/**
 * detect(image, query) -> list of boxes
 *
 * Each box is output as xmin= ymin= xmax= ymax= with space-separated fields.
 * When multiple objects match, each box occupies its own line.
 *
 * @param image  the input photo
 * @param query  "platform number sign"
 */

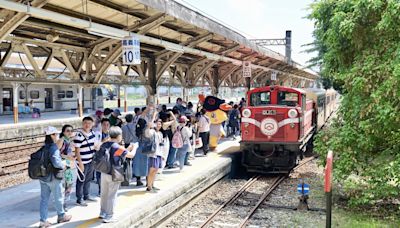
xmin=271 ymin=71 xmax=277 ymax=81
xmin=243 ymin=61 xmax=251 ymax=78
xmin=122 ymin=36 xmax=141 ymax=65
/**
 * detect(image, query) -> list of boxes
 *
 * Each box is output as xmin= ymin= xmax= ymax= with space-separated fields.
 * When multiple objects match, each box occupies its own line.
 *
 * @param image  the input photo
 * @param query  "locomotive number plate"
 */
xmin=262 ymin=110 xmax=276 ymax=115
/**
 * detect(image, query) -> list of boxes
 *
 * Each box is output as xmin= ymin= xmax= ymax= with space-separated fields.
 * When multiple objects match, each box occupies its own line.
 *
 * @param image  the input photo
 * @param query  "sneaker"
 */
xmin=99 ymin=212 xmax=106 ymax=219
xmin=39 ymin=221 xmax=51 ymax=228
xmin=84 ymin=197 xmax=97 ymax=202
xmin=102 ymin=218 xmax=117 ymax=223
xmin=76 ymin=201 xmax=88 ymax=206
xmin=184 ymin=162 xmax=192 ymax=166
xmin=137 ymin=180 xmax=144 ymax=186
xmin=57 ymin=214 xmax=72 ymax=223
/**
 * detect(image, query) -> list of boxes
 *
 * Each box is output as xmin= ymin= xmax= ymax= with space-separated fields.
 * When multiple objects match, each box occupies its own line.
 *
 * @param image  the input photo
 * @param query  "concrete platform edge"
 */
xmin=110 ymin=157 xmax=231 ymax=228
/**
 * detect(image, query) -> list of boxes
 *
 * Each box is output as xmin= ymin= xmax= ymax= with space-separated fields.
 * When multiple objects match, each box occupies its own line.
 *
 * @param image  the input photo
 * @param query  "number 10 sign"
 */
xmin=122 ymin=36 xmax=141 ymax=65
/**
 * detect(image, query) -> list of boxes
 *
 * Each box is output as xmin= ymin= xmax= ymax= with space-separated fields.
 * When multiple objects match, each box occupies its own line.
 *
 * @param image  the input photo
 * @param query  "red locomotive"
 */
xmin=240 ymin=85 xmax=336 ymax=173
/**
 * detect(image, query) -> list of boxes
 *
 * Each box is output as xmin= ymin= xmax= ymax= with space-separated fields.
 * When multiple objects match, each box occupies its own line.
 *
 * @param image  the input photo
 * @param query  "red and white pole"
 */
xmin=325 ymin=150 xmax=333 ymax=228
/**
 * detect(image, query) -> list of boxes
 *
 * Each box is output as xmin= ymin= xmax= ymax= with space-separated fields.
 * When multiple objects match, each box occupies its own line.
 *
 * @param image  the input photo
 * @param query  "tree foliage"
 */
xmin=309 ymin=0 xmax=400 ymax=206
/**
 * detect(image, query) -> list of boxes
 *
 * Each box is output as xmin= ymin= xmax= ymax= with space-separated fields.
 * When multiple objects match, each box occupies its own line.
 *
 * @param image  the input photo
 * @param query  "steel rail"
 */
xmin=239 ymin=175 xmax=286 ymax=228
xmin=200 ymin=175 xmax=260 ymax=228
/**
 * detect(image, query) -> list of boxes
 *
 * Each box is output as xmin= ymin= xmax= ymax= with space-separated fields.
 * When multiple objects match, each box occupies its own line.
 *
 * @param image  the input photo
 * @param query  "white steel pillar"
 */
xmin=168 ymin=85 xmax=171 ymax=104
xmin=77 ymin=85 xmax=83 ymax=117
xmin=123 ymin=86 xmax=128 ymax=112
xmin=12 ymin=82 xmax=20 ymax=124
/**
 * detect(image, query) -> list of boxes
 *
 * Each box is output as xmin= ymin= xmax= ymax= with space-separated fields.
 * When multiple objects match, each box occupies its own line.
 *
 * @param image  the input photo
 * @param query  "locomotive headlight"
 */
xmin=244 ymin=123 xmax=249 ymax=127
xmin=290 ymin=123 xmax=295 ymax=128
xmin=242 ymin=109 xmax=251 ymax=118
xmin=288 ymin=109 xmax=297 ymax=118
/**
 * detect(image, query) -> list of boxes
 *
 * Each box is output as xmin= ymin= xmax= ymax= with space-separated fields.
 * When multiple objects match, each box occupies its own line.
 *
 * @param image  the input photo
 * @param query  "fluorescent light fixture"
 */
xmin=87 ymin=26 xmax=125 ymax=40
xmin=165 ymin=46 xmax=185 ymax=54
xmin=204 ymin=53 xmax=219 ymax=61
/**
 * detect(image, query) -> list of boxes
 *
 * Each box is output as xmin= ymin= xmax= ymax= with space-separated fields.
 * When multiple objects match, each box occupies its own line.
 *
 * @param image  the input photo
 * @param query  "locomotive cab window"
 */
xmin=250 ymin=92 xmax=270 ymax=106
xmin=277 ymin=92 xmax=298 ymax=106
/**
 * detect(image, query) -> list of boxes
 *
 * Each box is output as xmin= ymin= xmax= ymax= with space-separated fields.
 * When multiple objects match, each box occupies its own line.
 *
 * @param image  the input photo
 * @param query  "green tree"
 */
xmin=309 ymin=0 xmax=400 ymax=206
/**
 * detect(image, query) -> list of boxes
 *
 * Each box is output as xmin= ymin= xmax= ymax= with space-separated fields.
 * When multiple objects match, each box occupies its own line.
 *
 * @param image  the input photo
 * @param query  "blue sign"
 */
xmin=297 ymin=183 xmax=310 ymax=195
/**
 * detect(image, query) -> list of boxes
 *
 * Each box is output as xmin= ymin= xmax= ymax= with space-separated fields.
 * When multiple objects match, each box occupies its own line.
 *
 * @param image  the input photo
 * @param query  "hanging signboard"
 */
xmin=122 ymin=36 xmax=141 ymax=65
xmin=243 ymin=61 xmax=251 ymax=78
xmin=271 ymin=71 xmax=277 ymax=81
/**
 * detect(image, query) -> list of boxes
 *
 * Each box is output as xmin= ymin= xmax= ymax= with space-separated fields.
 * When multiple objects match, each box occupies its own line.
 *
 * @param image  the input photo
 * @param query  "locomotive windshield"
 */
xmin=277 ymin=92 xmax=298 ymax=106
xmin=250 ymin=91 xmax=270 ymax=106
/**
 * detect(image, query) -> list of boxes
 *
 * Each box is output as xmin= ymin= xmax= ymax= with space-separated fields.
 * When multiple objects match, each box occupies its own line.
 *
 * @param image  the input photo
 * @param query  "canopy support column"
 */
xmin=123 ymin=86 xmax=127 ymax=112
xmin=12 ymin=82 xmax=20 ymax=124
xmin=147 ymin=57 xmax=157 ymax=105
xmin=77 ymin=85 xmax=83 ymax=117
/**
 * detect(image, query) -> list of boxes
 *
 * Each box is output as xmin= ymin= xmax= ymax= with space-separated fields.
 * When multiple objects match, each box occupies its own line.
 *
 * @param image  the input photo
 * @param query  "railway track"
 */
xmin=198 ymin=157 xmax=315 ymax=228
xmin=0 ymin=142 xmax=42 ymax=178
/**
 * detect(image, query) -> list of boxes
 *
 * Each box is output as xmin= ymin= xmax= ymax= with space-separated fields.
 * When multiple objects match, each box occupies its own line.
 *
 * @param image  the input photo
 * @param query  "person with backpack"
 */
xmin=146 ymin=118 xmax=164 ymax=192
xmin=98 ymin=126 xmax=136 ymax=223
xmin=175 ymin=116 xmax=193 ymax=171
xmin=56 ymin=125 xmax=76 ymax=212
xmin=38 ymin=126 xmax=72 ymax=227
xmin=229 ymin=104 xmax=240 ymax=139
xmin=94 ymin=118 xmax=111 ymax=196
xmin=121 ymin=114 xmax=136 ymax=186
xmin=74 ymin=116 xmax=97 ymax=206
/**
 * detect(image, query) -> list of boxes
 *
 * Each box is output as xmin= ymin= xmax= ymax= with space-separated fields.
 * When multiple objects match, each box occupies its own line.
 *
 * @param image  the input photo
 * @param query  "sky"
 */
xmin=176 ymin=0 xmax=316 ymax=67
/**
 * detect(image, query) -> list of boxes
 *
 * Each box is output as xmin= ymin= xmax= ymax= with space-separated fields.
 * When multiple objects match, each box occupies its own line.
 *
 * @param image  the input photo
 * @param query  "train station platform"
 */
xmin=0 ymin=103 xmax=178 ymax=141
xmin=0 ymin=138 xmax=240 ymax=228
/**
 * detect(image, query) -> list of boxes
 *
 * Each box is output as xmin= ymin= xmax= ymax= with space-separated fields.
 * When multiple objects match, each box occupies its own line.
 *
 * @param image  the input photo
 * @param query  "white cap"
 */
xmin=44 ymin=126 xmax=61 ymax=135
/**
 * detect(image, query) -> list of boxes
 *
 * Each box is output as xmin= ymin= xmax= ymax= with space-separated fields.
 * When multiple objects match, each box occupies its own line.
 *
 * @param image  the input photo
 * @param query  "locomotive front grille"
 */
xmin=254 ymin=113 xmax=285 ymax=140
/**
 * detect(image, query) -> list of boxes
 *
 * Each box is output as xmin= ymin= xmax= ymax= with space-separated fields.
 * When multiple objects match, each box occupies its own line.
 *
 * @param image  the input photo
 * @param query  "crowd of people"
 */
xmin=36 ymin=97 xmax=246 ymax=227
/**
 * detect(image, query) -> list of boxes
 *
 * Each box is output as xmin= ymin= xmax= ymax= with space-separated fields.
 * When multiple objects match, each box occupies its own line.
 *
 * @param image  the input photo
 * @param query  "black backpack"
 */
xmin=28 ymin=146 xmax=51 ymax=179
xmin=93 ymin=143 xmax=113 ymax=174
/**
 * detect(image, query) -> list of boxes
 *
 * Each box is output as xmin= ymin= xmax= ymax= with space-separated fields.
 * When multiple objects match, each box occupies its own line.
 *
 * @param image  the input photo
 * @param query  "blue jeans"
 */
xmin=176 ymin=144 xmax=189 ymax=170
xmin=166 ymin=145 xmax=177 ymax=167
xmin=76 ymin=162 xmax=94 ymax=202
xmin=40 ymin=179 xmax=64 ymax=222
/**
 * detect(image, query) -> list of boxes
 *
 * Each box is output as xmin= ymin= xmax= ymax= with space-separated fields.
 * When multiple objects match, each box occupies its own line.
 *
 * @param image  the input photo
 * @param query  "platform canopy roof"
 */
xmin=0 ymin=0 xmax=318 ymax=89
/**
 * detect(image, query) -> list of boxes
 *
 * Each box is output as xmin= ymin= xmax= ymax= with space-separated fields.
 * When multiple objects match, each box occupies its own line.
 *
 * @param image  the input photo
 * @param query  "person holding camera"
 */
xmin=146 ymin=118 xmax=165 ymax=192
xmin=176 ymin=116 xmax=193 ymax=171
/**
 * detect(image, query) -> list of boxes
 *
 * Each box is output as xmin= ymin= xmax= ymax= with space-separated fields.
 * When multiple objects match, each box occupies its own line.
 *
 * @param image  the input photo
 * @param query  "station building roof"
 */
xmin=0 ymin=0 xmax=318 ymax=88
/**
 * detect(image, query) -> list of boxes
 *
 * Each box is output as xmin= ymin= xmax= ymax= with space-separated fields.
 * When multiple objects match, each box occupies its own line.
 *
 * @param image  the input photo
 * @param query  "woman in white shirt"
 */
xmin=146 ymin=117 xmax=164 ymax=192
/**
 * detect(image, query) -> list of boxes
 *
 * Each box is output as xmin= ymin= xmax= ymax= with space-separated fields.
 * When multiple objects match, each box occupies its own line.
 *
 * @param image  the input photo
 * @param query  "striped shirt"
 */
xmin=74 ymin=130 xmax=96 ymax=164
